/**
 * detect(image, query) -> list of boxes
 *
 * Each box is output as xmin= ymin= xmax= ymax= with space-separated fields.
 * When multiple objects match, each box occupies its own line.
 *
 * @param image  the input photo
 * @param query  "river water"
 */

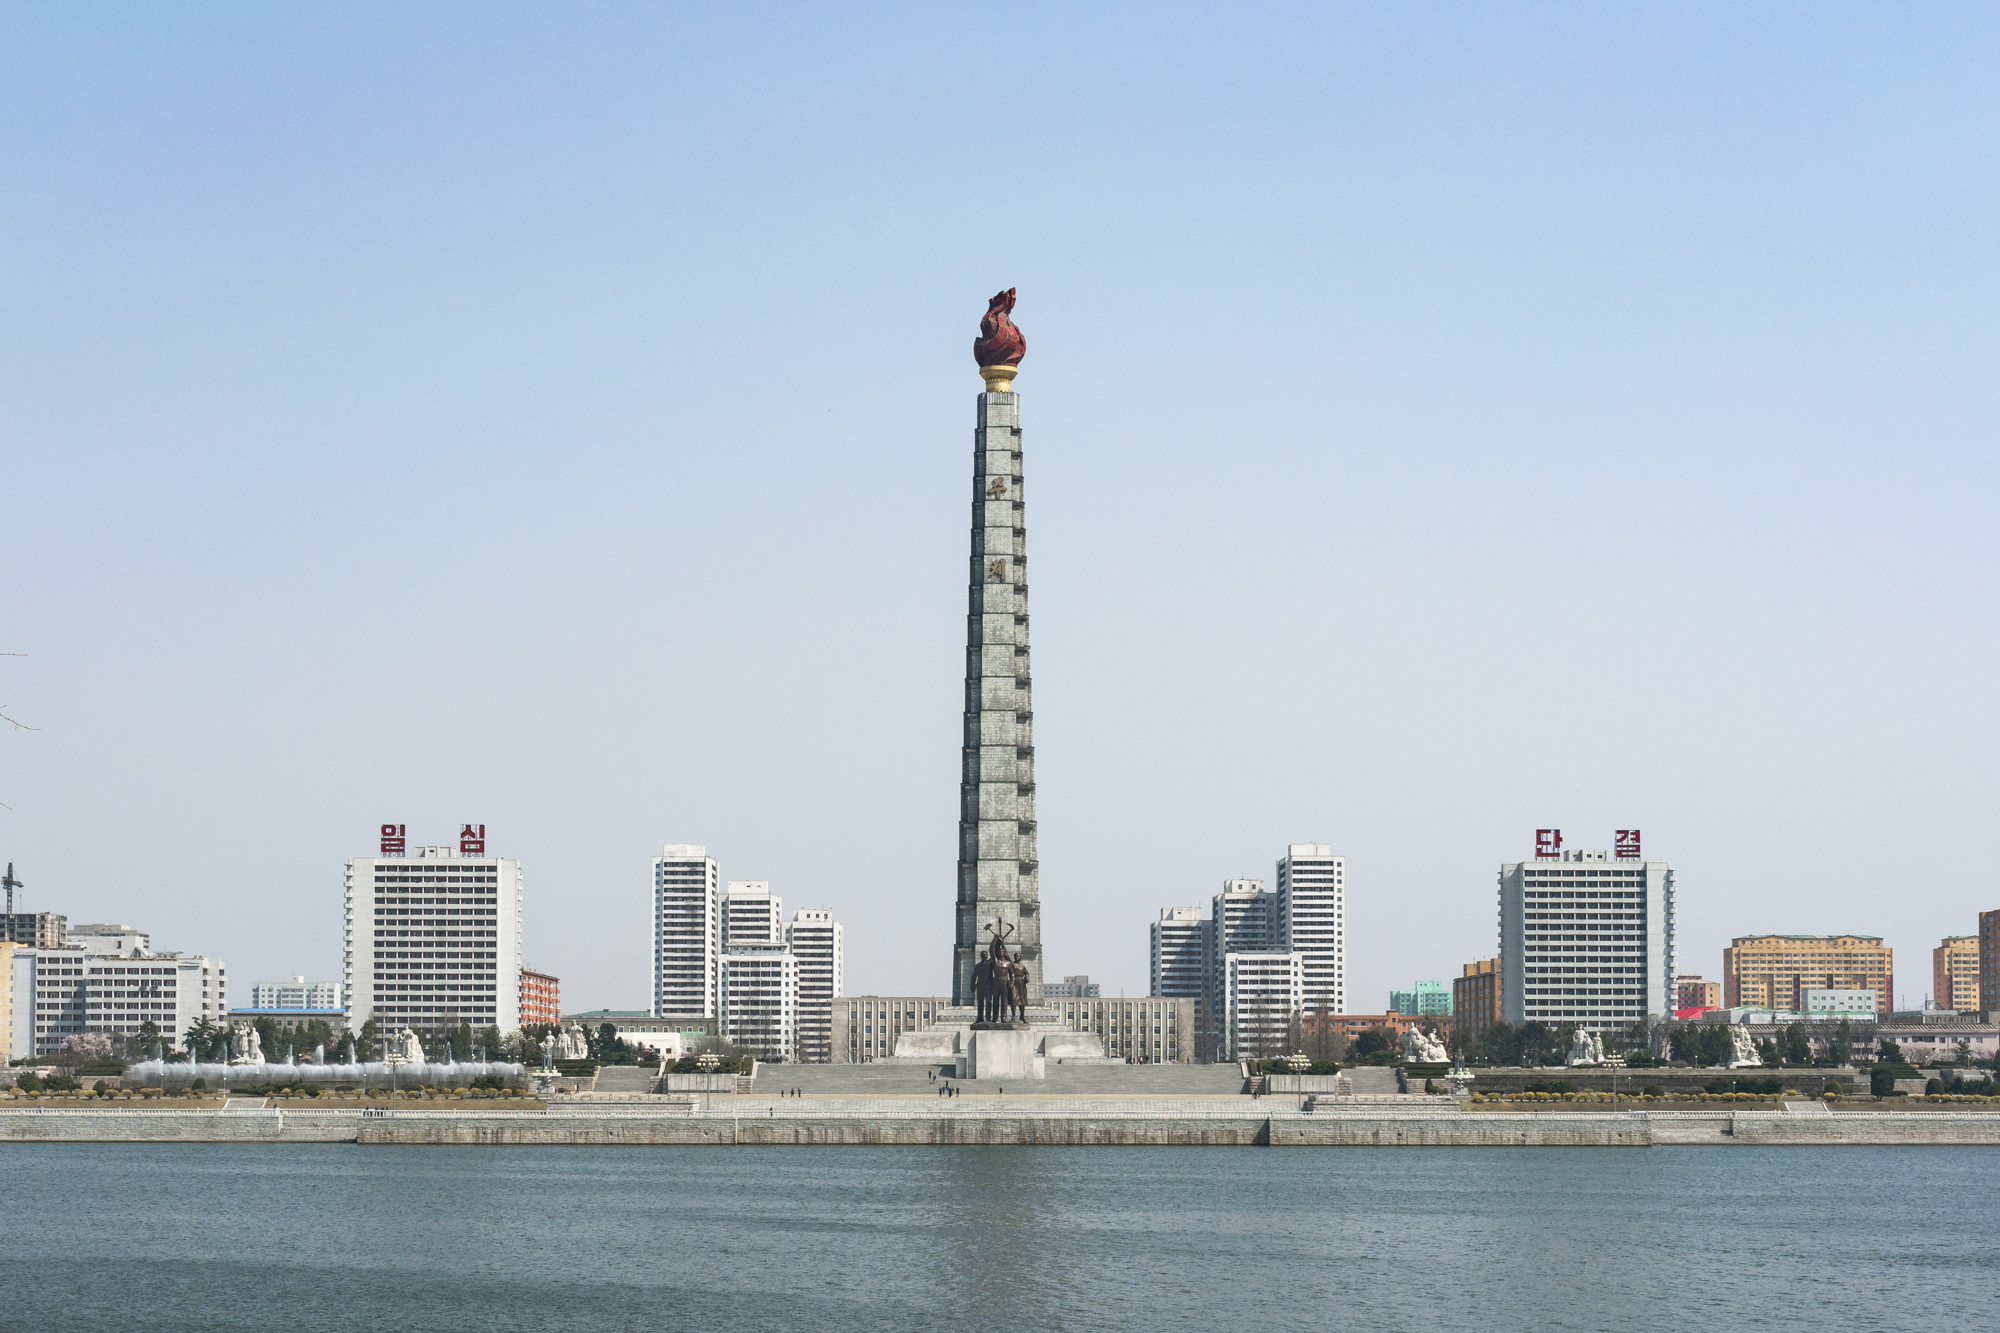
xmin=4 ymin=1144 xmax=1990 ymax=1330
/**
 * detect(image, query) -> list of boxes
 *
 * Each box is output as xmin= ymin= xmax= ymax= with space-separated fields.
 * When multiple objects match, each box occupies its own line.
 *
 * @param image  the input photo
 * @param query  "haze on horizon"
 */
xmin=3 ymin=6 xmax=1995 ymax=1014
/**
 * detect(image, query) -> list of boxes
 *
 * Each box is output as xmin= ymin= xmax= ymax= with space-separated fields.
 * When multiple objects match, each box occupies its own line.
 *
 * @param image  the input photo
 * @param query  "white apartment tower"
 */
xmin=785 ymin=908 xmax=843 ymax=1064
xmin=1499 ymin=840 xmax=1676 ymax=1033
xmin=344 ymin=843 xmax=523 ymax=1036
xmin=1276 ymin=844 xmax=1345 ymax=1015
xmin=1150 ymin=907 xmax=1206 ymax=1001
xmin=1205 ymin=878 xmax=1277 ymax=1042
xmin=722 ymin=881 xmax=784 ymax=947
xmin=1223 ymin=950 xmax=1304 ymax=1060
xmin=719 ymin=942 xmax=796 ymax=1062
xmin=654 ymin=845 xmax=721 ymax=1021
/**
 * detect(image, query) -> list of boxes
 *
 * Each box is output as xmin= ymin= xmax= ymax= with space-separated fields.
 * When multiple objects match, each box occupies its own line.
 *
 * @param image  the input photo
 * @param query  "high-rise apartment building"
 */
xmin=1150 ymin=907 xmax=1206 ymax=1002
xmin=1206 ymin=879 xmax=1277 ymax=1033
xmin=1041 ymin=974 xmax=1100 ymax=999
xmin=654 ymin=846 xmax=720 ymax=1021
xmin=3 ymin=912 xmax=67 ymax=948
xmin=1453 ymin=958 xmax=1501 ymax=1046
xmin=1276 ymin=845 xmax=1345 ymax=1015
xmin=1169 ymin=847 xmax=1349 ymax=1058
xmin=1500 ymin=840 xmax=1676 ymax=1033
xmin=520 ymin=968 xmax=560 ymax=1027
xmin=719 ymin=942 xmax=796 ymax=1062
xmin=248 ymin=976 xmax=344 ymax=1010
xmin=784 ymin=908 xmax=842 ymax=1064
xmin=1722 ymin=935 xmax=1892 ymax=1015
xmin=1933 ymin=936 xmax=1979 ymax=1013
xmin=1982 ymin=910 xmax=2000 ymax=1015
xmin=344 ymin=840 xmax=522 ymax=1037
xmin=723 ymin=881 xmax=784 ymax=947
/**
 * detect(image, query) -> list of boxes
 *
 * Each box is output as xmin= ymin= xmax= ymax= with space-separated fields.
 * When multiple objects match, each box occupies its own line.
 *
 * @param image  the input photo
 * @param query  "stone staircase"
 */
xmin=772 ymin=1062 xmax=1247 ymax=1096
xmin=1343 ymin=1066 xmax=1401 ymax=1095
xmin=590 ymin=1065 xmax=660 ymax=1094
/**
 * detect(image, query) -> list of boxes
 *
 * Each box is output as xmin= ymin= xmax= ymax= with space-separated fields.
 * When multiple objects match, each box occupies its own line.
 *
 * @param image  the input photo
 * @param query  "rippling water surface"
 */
xmin=3 ymin=1144 xmax=1990 ymax=1330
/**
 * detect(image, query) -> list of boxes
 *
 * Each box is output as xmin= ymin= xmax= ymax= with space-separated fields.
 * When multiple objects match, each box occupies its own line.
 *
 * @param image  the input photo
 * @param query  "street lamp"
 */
xmin=381 ymin=1050 xmax=408 ymax=1116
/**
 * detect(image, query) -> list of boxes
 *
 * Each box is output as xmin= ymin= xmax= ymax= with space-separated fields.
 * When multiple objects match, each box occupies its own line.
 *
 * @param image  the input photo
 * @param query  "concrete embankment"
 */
xmin=0 ymin=1110 xmax=359 ymax=1143
xmin=358 ymin=1114 xmax=1275 ymax=1146
xmin=9 ymin=1106 xmax=2000 ymax=1146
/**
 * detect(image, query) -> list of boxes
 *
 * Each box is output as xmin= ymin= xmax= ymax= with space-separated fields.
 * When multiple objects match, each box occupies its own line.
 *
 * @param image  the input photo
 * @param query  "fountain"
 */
xmin=122 ymin=1056 xmax=526 ymax=1089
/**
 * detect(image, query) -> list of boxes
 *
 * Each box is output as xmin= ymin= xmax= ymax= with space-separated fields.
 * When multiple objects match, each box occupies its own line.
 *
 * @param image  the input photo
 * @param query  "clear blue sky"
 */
xmin=4 ymin=5 xmax=1995 ymax=1012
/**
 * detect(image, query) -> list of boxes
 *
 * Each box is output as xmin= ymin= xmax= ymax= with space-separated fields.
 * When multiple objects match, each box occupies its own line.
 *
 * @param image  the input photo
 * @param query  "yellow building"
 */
xmin=1933 ymin=936 xmax=1980 ymax=1013
xmin=1723 ymin=935 xmax=1892 ymax=1014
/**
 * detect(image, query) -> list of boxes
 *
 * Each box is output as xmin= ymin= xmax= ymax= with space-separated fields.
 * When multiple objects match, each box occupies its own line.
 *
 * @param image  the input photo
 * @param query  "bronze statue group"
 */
xmin=972 ymin=919 xmax=1030 ymax=1025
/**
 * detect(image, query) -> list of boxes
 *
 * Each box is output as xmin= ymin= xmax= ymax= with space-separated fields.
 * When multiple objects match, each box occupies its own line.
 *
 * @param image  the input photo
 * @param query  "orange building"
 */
xmin=1722 ymin=935 xmax=1892 ymax=1014
xmin=1452 ymin=958 xmax=1501 ymax=1046
xmin=520 ymin=967 xmax=561 ymax=1027
xmin=1675 ymin=975 xmax=1721 ymax=1012
xmin=1932 ymin=936 xmax=1979 ymax=1013
xmin=1304 ymin=1011 xmax=1449 ymax=1054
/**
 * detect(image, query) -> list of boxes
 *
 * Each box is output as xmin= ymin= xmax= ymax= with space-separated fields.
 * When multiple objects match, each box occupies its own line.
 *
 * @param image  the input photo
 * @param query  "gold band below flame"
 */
xmin=978 ymin=363 xmax=1019 ymax=394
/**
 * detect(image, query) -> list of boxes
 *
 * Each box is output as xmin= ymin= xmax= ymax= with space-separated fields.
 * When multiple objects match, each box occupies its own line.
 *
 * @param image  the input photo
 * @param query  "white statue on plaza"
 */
xmin=1650 ymin=1021 xmax=1674 ymax=1061
xmin=389 ymin=1027 xmax=426 ymax=1064
xmin=1726 ymin=1023 xmax=1762 ymax=1069
xmin=1402 ymin=1026 xmax=1449 ymax=1064
xmin=228 ymin=1022 xmax=263 ymax=1065
xmin=1566 ymin=1028 xmax=1604 ymax=1067
xmin=556 ymin=1022 xmax=590 ymax=1061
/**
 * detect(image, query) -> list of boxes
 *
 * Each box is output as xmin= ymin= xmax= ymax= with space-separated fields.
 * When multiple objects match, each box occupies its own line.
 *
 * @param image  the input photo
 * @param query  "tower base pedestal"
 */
xmin=966 ymin=1027 xmax=1041 ymax=1081
xmin=887 ymin=1006 xmax=1113 ymax=1076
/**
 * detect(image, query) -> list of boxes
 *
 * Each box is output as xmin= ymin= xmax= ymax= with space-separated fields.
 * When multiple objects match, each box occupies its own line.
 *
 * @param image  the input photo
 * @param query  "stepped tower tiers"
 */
xmin=954 ymin=288 xmax=1041 ymax=1006
xmin=896 ymin=288 xmax=1100 ymax=1077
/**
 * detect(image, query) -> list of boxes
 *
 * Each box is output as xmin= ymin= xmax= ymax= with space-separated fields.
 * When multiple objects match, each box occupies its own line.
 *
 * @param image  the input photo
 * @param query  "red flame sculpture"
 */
xmin=973 ymin=288 xmax=1026 ymax=367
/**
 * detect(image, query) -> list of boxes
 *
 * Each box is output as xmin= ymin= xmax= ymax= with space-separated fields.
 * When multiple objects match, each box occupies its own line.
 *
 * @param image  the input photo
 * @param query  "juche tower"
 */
xmin=952 ymin=289 xmax=1041 ymax=1005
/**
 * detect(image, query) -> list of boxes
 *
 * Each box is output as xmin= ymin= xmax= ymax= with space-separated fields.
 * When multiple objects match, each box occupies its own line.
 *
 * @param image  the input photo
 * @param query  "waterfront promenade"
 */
xmin=7 ymin=1097 xmax=2000 ymax=1146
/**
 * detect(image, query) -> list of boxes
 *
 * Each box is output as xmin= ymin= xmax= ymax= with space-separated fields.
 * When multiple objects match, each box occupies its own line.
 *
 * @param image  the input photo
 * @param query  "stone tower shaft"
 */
xmin=953 ymin=389 xmax=1040 ymax=1005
